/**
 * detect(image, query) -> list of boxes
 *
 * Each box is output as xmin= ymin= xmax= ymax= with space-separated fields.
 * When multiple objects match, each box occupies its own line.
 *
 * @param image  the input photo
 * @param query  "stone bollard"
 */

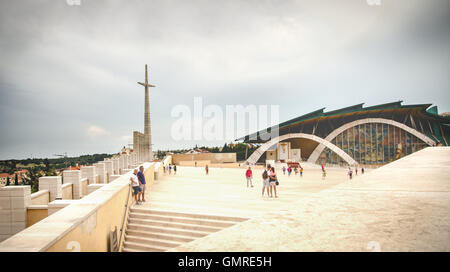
xmin=0 ymin=186 xmax=31 ymax=241
xmin=81 ymin=166 xmax=97 ymax=185
xmin=39 ymin=176 xmax=62 ymax=202
xmin=119 ymin=156 xmax=125 ymax=173
xmin=63 ymin=170 xmax=82 ymax=200
xmin=102 ymin=161 xmax=114 ymax=183
xmin=112 ymin=158 xmax=120 ymax=175
xmin=94 ymin=163 xmax=107 ymax=184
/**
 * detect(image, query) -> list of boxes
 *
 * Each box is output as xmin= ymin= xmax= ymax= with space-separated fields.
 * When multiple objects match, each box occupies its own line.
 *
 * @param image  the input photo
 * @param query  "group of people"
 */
xmin=244 ymin=165 xmax=279 ymax=198
xmin=282 ymin=166 xmax=303 ymax=177
xmin=348 ymin=166 xmax=365 ymax=179
xmin=130 ymin=166 xmax=147 ymax=205
xmin=165 ymin=164 xmax=177 ymax=175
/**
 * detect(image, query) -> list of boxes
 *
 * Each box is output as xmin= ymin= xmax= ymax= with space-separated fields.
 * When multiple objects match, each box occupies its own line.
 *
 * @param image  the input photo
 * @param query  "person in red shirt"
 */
xmin=245 ymin=167 xmax=253 ymax=187
xmin=205 ymin=165 xmax=209 ymax=175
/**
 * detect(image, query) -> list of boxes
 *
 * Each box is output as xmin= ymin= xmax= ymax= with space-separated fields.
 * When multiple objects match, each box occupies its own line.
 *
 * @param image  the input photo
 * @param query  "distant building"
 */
xmin=237 ymin=101 xmax=449 ymax=166
xmin=0 ymin=173 xmax=12 ymax=186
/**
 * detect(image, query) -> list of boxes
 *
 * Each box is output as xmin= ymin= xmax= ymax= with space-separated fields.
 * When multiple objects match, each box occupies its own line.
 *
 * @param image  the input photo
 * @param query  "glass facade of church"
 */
xmin=317 ymin=123 xmax=429 ymax=165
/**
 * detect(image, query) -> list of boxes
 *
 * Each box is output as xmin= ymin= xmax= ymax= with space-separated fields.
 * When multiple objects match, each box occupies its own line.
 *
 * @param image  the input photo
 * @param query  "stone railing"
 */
xmin=0 ymin=153 xmax=160 ymax=247
xmin=0 ymin=155 xmax=171 ymax=251
xmin=0 ymin=158 xmax=158 ymax=251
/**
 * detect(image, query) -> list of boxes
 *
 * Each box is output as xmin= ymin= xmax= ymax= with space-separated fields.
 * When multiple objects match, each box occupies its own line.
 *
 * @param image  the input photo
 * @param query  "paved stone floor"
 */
xmin=142 ymin=147 xmax=450 ymax=251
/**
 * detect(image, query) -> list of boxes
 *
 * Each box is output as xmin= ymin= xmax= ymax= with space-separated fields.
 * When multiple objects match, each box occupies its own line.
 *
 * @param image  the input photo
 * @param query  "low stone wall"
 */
xmin=178 ymin=160 xmax=210 ymax=167
xmin=31 ymin=190 xmax=50 ymax=205
xmin=61 ymin=183 xmax=73 ymax=200
xmin=0 ymin=162 xmax=154 ymax=252
xmin=154 ymin=162 xmax=164 ymax=180
xmin=172 ymin=153 xmax=236 ymax=164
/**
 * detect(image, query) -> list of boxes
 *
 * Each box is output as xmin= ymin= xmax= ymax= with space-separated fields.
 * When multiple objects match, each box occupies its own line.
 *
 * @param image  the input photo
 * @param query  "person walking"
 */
xmin=205 ymin=165 xmax=209 ymax=175
xmin=269 ymin=167 xmax=278 ymax=198
xmin=168 ymin=164 xmax=172 ymax=174
xmin=262 ymin=165 xmax=271 ymax=197
xmin=355 ymin=167 xmax=358 ymax=176
xmin=361 ymin=167 xmax=365 ymax=174
xmin=299 ymin=167 xmax=303 ymax=177
xmin=173 ymin=165 xmax=177 ymax=175
xmin=322 ymin=165 xmax=326 ymax=180
xmin=287 ymin=167 xmax=292 ymax=177
xmin=137 ymin=166 xmax=146 ymax=202
xmin=348 ymin=167 xmax=353 ymax=179
xmin=130 ymin=169 xmax=142 ymax=205
xmin=245 ymin=167 xmax=253 ymax=188
xmin=294 ymin=167 xmax=298 ymax=175
xmin=282 ymin=166 xmax=286 ymax=175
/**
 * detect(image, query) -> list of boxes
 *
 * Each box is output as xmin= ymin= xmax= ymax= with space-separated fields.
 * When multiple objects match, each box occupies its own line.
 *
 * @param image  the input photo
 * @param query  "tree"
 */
xmin=14 ymin=173 xmax=19 ymax=185
xmin=6 ymin=176 xmax=10 ymax=186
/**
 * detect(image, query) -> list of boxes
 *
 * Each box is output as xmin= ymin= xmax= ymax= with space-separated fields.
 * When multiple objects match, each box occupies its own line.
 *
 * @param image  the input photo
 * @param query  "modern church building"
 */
xmin=237 ymin=101 xmax=450 ymax=166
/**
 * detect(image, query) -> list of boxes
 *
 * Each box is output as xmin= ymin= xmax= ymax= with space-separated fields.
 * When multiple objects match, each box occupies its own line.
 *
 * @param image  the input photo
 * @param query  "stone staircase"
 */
xmin=122 ymin=207 xmax=248 ymax=252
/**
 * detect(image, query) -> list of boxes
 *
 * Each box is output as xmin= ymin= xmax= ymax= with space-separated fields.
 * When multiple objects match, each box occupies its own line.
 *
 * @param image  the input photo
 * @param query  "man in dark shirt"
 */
xmin=137 ymin=166 xmax=146 ymax=202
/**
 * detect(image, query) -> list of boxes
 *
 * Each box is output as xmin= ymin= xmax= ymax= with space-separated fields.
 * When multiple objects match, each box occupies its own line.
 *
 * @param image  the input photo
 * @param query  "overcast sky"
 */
xmin=0 ymin=0 xmax=449 ymax=160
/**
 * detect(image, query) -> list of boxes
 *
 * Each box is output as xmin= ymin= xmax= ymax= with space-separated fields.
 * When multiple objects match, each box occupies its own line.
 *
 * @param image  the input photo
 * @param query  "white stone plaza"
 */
xmin=132 ymin=147 xmax=450 ymax=252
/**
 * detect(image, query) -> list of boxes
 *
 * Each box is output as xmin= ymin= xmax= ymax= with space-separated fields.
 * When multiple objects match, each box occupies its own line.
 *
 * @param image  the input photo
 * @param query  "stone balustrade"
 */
xmin=0 ymin=154 xmax=168 ymax=248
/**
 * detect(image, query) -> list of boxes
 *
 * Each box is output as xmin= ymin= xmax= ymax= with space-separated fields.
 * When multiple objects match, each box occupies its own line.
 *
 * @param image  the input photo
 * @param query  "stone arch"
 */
xmin=246 ymin=133 xmax=358 ymax=165
xmin=307 ymin=118 xmax=436 ymax=164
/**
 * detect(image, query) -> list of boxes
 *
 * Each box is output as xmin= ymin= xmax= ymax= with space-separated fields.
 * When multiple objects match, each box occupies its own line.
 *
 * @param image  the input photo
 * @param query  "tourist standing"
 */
xmin=322 ymin=165 xmax=326 ymax=180
xmin=300 ymin=167 xmax=303 ymax=177
xmin=269 ymin=167 xmax=278 ymax=198
xmin=205 ymin=165 xmax=209 ymax=175
xmin=348 ymin=167 xmax=353 ymax=179
xmin=287 ymin=167 xmax=292 ymax=177
xmin=245 ymin=167 xmax=253 ymax=187
xmin=262 ymin=165 xmax=271 ymax=197
xmin=355 ymin=167 xmax=358 ymax=176
xmin=130 ymin=169 xmax=142 ymax=205
xmin=282 ymin=166 xmax=286 ymax=175
xmin=195 ymin=161 xmax=197 ymax=167
xmin=173 ymin=165 xmax=177 ymax=175
xmin=294 ymin=167 xmax=298 ymax=175
xmin=137 ymin=166 xmax=146 ymax=202
xmin=362 ymin=167 xmax=365 ymax=174
xmin=168 ymin=164 xmax=172 ymax=174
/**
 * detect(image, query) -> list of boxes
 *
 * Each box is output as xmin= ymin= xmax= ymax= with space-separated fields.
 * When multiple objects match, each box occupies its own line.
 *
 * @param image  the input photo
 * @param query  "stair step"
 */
xmin=126 ymin=229 xmax=196 ymax=243
xmin=122 ymin=247 xmax=140 ymax=252
xmin=129 ymin=212 xmax=236 ymax=227
xmin=123 ymin=241 xmax=171 ymax=252
xmin=127 ymin=223 xmax=211 ymax=238
xmin=130 ymin=207 xmax=247 ymax=222
xmin=125 ymin=235 xmax=181 ymax=248
xmin=128 ymin=218 xmax=223 ymax=232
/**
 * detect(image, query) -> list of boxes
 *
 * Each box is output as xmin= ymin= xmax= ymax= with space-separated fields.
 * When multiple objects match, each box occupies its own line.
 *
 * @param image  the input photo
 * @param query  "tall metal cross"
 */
xmin=137 ymin=64 xmax=155 ymax=161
